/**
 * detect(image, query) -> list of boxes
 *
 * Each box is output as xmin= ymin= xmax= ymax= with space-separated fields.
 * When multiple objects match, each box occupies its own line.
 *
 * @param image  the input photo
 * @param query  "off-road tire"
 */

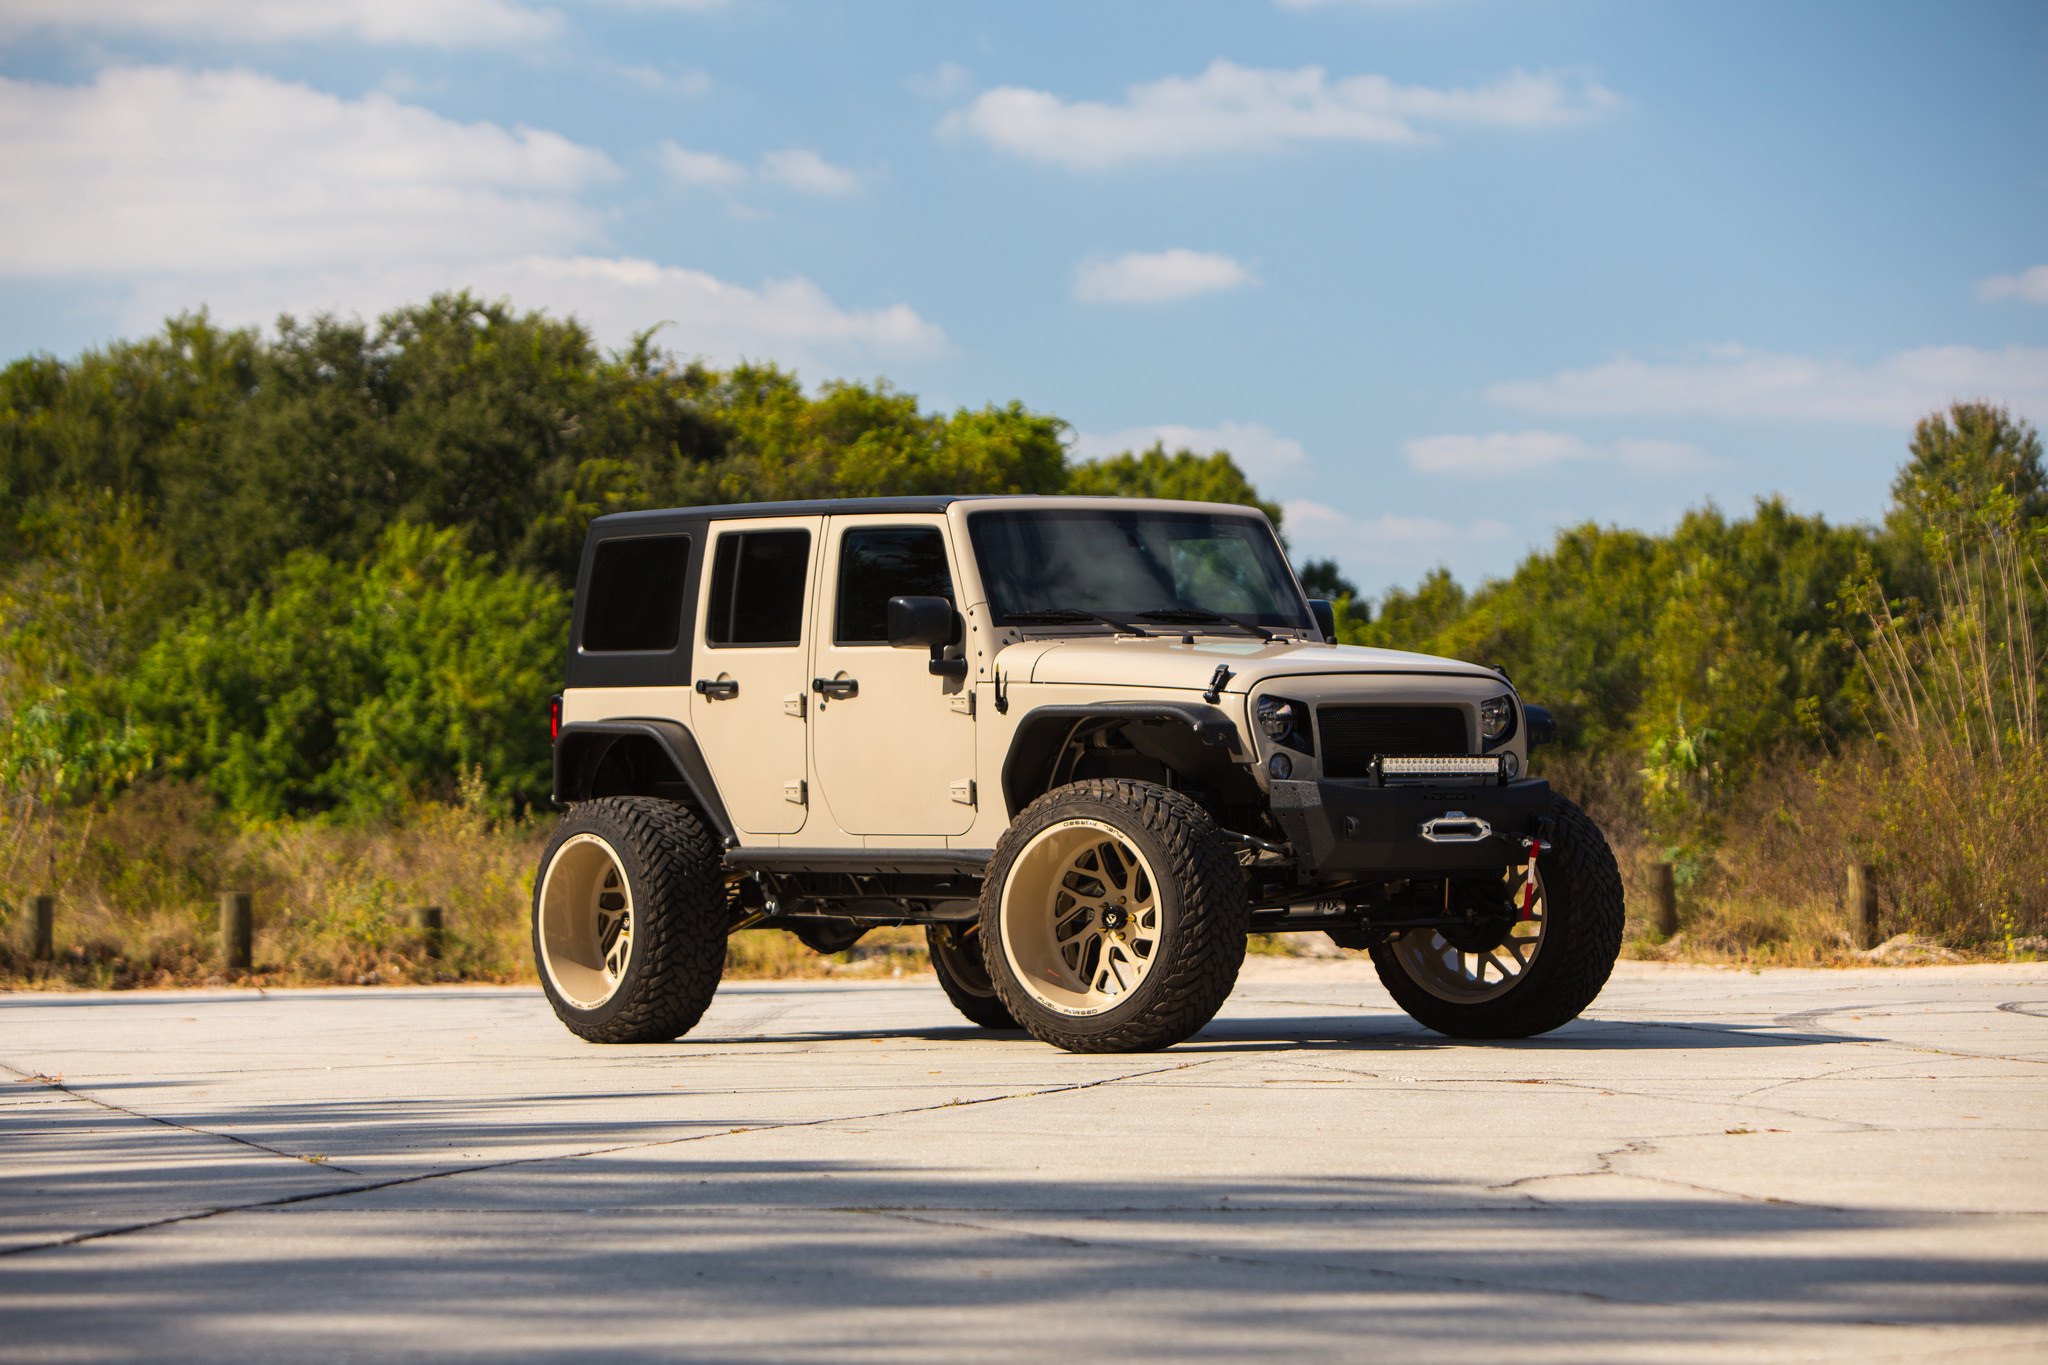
xmin=1370 ymin=793 xmax=1624 ymax=1039
xmin=980 ymin=779 xmax=1249 ymax=1053
xmin=926 ymin=923 xmax=1018 ymax=1030
xmin=533 ymin=797 xmax=727 ymax=1043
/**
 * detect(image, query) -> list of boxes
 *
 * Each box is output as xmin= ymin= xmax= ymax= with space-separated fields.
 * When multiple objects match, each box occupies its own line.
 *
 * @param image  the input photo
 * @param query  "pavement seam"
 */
xmin=0 ymin=1055 xmax=1221 ymax=1259
xmin=841 ymin=1207 xmax=1936 ymax=1329
xmin=0 ymin=1056 xmax=368 ymax=1177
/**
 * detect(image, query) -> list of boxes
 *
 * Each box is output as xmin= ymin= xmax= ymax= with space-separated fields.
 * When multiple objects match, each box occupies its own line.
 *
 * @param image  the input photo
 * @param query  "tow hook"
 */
xmin=1516 ymin=835 xmax=1551 ymax=920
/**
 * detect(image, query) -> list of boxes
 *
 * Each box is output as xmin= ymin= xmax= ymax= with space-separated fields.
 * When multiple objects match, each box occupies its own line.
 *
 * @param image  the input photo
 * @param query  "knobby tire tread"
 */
xmin=982 ymin=779 xmax=1249 ymax=1053
xmin=926 ymin=925 xmax=1019 ymax=1031
xmin=1372 ymin=793 xmax=1624 ymax=1039
xmin=539 ymin=797 xmax=726 ymax=1044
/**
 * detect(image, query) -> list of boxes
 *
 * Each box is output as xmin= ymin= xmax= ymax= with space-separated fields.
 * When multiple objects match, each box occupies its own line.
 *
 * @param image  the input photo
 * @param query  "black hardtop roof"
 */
xmin=588 ymin=493 xmax=1275 ymax=537
xmin=590 ymin=494 xmax=1000 ymax=534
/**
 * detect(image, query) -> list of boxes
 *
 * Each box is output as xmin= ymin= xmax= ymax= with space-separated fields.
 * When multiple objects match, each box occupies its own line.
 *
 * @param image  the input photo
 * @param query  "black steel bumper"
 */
xmin=1268 ymin=776 xmax=1553 ymax=877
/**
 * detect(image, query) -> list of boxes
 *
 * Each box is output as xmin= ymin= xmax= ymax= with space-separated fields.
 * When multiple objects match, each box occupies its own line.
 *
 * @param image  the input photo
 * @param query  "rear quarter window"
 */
xmin=581 ymin=535 xmax=691 ymax=652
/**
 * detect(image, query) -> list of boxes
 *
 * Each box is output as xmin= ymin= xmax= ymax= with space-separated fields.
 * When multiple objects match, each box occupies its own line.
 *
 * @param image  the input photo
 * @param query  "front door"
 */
xmin=689 ymin=517 xmax=819 ymax=836
xmin=810 ymin=515 xmax=977 ymax=837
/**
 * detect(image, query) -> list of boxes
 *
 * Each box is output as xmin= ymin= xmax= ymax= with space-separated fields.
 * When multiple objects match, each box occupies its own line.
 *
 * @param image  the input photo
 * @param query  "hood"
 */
xmin=1006 ymin=635 xmax=1504 ymax=692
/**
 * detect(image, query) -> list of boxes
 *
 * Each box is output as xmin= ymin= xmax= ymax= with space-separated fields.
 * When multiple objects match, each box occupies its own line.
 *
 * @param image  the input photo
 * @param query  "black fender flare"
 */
xmin=552 ymin=719 xmax=734 ymax=844
xmin=999 ymin=701 xmax=1243 ymax=818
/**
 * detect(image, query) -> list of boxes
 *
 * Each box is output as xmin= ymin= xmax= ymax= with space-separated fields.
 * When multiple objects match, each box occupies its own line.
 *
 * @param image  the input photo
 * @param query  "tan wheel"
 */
xmin=998 ymin=818 xmax=1164 ymax=1017
xmin=1383 ymin=865 xmax=1546 ymax=1005
xmin=980 ymin=780 xmax=1249 ymax=1053
xmin=536 ymin=832 xmax=636 ymax=1010
xmin=532 ymin=797 xmax=727 ymax=1044
xmin=1368 ymin=794 xmax=1625 ymax=1039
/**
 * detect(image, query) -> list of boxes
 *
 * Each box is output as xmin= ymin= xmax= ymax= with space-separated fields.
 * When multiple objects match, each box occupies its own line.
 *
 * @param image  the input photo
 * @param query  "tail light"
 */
xmin=548 ymin=693 xmax=563 ymax=742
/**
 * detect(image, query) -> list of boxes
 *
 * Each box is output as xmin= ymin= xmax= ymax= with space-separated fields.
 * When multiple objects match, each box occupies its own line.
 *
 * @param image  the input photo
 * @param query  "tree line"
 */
xmin=2 ymin=291 xmax=2042 ymax=913
xmin=0 ymin=293 xmax=1269 ymax=818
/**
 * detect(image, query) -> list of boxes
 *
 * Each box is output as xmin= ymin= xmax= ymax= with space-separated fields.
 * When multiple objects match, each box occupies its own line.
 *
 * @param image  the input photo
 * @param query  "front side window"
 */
xmin=835 ymin=526 xmax=955 ymax=645
xmin=968 ymin=509 xmax=1311 ymax=629
xmin=706 ymin=528 xmax=811 ymax=647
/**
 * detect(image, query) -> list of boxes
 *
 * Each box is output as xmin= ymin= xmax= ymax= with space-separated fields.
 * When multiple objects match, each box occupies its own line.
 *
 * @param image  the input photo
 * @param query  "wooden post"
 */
xmin=1650 ymin=861 xmax=1678 ymax=938
xmin=31 ymin=894 xmax=55 ymax=962
xmin=1848 ymin=863 xmax=1878 ymax=950
xmin=220 ymin=891 xmax=253 ymax=972
xmin=412 ymin=905 xmax=444 ymax=960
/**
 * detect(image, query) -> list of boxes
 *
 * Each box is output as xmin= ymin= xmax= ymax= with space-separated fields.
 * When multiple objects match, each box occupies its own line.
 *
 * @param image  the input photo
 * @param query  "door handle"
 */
xmin=694 ymin=678 xmax=739 ymax=700
xmin=811 ymin=676 xmax=858 ymax=700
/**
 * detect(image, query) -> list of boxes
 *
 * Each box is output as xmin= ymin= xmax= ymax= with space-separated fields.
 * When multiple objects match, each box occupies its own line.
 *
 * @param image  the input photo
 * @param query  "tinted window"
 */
xmin=968 ymin=509 xmax=1311 ymax=629
xmin=706 ymin=529 xmax=811 ymax=646
xmin=835 ymin=526 xmax=954 ymax=645
xmin=581 ymin=535 xmax=690 ymax=652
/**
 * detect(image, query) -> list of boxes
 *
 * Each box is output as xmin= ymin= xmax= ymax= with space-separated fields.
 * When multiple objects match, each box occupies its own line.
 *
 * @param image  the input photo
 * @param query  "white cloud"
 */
xmin=1073 ymin=249 xmax=1255 ymax=303
xmin=758 ymin=147 xmax=862 ymax=196
xmin=0 ymin=0 xmax=557 ymax=46
xmin=1071 ymin=421 xmax=1307 ymax=480
xmin=0 ymin=67 xmax=615 ymax=276
xmin=0 ymin=69 xmax=937 ymax=372
xmin=1978 ymin=265 xmax=2048 ymax=305
xmin=616 ymin=65 xmax=713 ymax=98
xmin=658 ymin=142 xmax=862 ymax=195
xmin=1282 ymin=498 xmax=1512 ymax=568
xmin=1403 ymin=430 xmax=1714 ymax=477
xmin=907 ymin=61 xmax=975 ymax=101
xmin=121 ymin=256 xmax=947 ymax=369
xmin=942 ymin=60 xmax=1616 ymax=170
xmin=658 ymin=141 xmax=748 ymax=187
xmin=1485 ymin=343 xmax=2048 ymax=427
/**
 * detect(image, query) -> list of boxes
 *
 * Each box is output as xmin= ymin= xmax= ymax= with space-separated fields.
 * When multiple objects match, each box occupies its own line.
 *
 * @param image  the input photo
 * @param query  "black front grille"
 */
xmin=1317 ymin=706 xmax=1470 ymax=778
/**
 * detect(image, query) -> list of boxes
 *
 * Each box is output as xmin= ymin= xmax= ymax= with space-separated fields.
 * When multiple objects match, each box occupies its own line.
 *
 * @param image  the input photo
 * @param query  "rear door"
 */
xmin=689 ymin=517 xmax=820 ymax=836
xmin=810 ymin=514 xmax=977 ymax=837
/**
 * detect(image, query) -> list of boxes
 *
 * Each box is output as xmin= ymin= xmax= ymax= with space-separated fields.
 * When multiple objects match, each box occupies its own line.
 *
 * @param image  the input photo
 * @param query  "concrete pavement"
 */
xmin=3 ymin=958 xmax=2046 ymax=1361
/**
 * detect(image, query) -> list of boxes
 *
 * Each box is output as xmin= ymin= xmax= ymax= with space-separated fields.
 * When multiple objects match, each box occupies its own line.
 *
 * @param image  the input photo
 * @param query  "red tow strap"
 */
xmin=1519 ymin=839 xmax=1548 ymax=921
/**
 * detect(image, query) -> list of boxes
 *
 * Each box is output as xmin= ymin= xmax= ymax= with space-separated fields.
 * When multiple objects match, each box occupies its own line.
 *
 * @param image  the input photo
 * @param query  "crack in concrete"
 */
xmin=0 ymin=1057 xmax=369 ymax=1178
xmin=847 ymin=1206 xmax=1930 ymax=1329
xmin=0 ymin=1055 xmax=1223 ymax=1259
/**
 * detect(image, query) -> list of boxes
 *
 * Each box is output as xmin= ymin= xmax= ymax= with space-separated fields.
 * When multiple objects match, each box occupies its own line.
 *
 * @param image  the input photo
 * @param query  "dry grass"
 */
xmin=6 ymin=741 xmax=2042 ymax=991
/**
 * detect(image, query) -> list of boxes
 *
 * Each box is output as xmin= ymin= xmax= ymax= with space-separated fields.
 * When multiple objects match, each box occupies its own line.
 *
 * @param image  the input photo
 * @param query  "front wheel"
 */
xmin=533 ymin=797 xmax=727 ymax=1043
xmin=981 ymin=779 xmax=1249 ymax=1053
xmin=1369 ymin=794 xmax=1624 ymax=1039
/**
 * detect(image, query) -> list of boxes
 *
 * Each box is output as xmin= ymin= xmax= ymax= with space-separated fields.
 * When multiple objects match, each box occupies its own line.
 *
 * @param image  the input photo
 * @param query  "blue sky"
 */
xmin=2 ymin=0 xmax=2044 ymax=597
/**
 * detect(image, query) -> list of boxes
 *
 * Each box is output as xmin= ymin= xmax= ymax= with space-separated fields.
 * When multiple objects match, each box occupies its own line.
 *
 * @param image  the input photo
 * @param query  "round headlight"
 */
xmin=1257 ymin=696 xmax=1297 ymax=740
xmin=1479 ymin=694 xmax=1514 ymax=741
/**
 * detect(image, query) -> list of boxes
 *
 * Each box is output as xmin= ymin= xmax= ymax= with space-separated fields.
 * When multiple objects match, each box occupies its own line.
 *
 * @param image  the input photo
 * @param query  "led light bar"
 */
xmin=1372 ymin=754 xmax=1506 ymax=784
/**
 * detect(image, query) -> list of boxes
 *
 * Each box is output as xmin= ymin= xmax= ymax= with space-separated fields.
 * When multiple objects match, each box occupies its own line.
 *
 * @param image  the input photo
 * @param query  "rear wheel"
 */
xmin=533 ymin=797 xmax=727 ymax=1043
xmin=926 ymin=923 xmax=1018 ymax=1030
xmin=982 ymin=779 xmax=1248 ymax=1053
xmin=1370 ymin=794 xmax=1624 ymax=1038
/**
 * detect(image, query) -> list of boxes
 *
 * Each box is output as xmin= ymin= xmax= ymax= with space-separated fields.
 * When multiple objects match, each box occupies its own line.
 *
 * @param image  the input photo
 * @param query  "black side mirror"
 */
xmin=887 ymin=595 xmax=955 ymax=647
xmin=1523 ymin=704 xmax=1557 ymax=748
xmin=1307 ymin=599 xmax=1337 ymax=643
xmin=888 ymin=595 xmax=967 ymax=677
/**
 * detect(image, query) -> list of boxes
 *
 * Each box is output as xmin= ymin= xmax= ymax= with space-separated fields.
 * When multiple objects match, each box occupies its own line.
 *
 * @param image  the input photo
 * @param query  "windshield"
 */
xmin=968 ymin=508 xmax=1313 ymax=631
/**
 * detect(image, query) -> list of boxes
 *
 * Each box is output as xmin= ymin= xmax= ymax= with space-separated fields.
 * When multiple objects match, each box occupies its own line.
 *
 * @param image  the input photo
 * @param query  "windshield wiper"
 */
xmin=1005 ymin=608 xmax=1152 ymax=637
xmin=1135 ymin=608 xmax=1280 ymax=643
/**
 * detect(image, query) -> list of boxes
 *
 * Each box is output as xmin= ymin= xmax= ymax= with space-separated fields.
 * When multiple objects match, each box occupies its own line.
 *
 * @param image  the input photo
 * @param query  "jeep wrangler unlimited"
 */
xmin=536 ymin=495 xmax=1624 ymax=1052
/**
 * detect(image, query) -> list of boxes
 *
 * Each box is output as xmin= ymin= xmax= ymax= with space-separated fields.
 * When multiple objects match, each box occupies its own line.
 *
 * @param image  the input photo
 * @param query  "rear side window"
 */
xmin=581 ymin=535 xmax=691 ymax=652
xmin=706 ymin=529 xmax=811 ymax=647
xmin=835 ymin=526 xmax=954 ymax=645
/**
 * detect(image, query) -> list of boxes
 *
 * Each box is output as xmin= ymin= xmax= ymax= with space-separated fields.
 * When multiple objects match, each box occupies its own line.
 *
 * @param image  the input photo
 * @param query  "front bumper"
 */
xmin=1268 ymin=776 xmax=1553 ymax=877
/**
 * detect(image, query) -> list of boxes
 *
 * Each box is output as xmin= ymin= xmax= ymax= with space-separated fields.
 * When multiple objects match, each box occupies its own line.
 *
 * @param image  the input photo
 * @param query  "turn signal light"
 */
xmin=549 ymin=693 xmax=563 ymax=742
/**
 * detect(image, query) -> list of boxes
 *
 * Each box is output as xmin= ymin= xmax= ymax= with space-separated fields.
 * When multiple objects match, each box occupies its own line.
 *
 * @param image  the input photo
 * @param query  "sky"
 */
xmin=2 ymin=0 xmax=2044 ymax=597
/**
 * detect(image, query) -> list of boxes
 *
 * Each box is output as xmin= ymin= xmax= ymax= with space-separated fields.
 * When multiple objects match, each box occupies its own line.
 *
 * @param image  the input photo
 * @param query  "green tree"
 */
xmin=129 ymin=524 xmax=567 ymax=819
xmin=1890 ymin=402 xmax=2047 ymax=542
xmin=1065 ymin=444 xmax=1282 ymax=525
